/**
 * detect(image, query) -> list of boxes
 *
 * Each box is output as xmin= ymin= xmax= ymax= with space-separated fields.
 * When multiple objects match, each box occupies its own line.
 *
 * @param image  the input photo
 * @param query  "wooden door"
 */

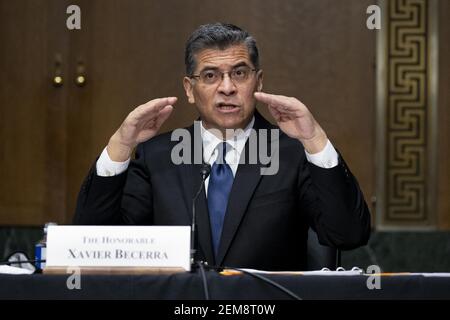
xmin=0 ymin=0 xmax=70 ymax=225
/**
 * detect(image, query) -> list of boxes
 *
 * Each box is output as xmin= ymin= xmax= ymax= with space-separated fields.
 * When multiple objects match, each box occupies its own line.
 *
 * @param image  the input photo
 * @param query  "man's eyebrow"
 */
xmin=199 ymin=61 xmax=251 ymax=72
xmin=232 ymin=62 xmax=251 ymax=68
xmin=199 ymin=66 xmax=219 ymax=72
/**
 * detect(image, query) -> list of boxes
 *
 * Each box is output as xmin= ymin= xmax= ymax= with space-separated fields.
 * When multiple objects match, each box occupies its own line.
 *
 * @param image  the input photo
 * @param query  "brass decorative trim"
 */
xmin=376 ymin=0 xmax=438 ymax=229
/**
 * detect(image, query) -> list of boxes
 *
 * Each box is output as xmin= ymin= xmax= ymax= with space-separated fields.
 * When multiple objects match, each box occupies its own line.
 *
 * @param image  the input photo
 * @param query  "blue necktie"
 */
xmin=207 ymin=142 xmax=233 ymax=258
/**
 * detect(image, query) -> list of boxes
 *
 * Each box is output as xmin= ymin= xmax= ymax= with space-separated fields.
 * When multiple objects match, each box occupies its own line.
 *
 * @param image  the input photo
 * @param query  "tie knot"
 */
xmin=215 ymin=142 xmax=228 ymax=165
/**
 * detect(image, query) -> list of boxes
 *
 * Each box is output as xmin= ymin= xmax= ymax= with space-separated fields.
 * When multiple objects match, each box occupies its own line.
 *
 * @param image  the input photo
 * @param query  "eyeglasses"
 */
xmin=190 ymin=66 xmax=257 ymax=85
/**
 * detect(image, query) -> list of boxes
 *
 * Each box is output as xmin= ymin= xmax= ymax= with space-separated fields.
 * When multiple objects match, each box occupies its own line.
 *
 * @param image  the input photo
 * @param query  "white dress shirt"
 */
xmin=200 ymin=117 xmax=255 ymax=194
xmin=96 ymin=117 xmax=339 ymax=186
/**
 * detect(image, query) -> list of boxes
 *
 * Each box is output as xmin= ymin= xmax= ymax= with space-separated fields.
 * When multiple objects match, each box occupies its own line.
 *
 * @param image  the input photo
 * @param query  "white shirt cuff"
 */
xmin=96 ymin=147 xmax=130 ymax=176
xmin=305 ymin=139 xmax=339 ymax=169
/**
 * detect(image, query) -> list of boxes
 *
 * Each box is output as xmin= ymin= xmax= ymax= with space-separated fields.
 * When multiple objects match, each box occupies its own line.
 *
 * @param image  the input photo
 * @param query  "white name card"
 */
xmin=46 ymin=225 xmax=191 ymax=271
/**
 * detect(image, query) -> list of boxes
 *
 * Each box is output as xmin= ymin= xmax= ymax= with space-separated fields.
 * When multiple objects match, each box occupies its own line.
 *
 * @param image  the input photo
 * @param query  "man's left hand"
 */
xmin=254 ymin=92 xmax=328 ymax=154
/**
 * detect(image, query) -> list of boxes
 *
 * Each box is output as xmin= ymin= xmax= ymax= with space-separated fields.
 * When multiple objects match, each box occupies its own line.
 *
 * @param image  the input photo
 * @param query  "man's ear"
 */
xmin=183 ymin=77 xmax=195 ymax=104
xmin=256 ymin=69 xmax=263 ymax=92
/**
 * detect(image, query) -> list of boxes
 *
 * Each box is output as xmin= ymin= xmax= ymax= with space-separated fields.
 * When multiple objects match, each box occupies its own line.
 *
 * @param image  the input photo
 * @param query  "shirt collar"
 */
xmin=201 ymin=116 xmax=255 ymax=164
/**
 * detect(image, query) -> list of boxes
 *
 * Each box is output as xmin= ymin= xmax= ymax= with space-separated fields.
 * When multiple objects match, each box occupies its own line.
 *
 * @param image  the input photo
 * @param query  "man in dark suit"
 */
xmin=74 ymin=23 xmax=370 ymax=271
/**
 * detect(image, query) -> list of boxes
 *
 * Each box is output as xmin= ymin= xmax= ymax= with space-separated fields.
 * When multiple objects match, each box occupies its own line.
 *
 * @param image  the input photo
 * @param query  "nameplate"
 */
xmin=46 ymin=225 xmax=191 ymax=272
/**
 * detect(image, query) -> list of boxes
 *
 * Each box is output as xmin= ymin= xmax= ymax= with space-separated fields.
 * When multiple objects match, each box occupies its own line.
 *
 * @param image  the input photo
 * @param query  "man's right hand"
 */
xmin=107 ymin=97 xmax=177 ymax=161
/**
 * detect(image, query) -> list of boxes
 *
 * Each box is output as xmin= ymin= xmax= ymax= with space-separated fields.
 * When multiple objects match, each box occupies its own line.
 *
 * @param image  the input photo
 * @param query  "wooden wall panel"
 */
xmin=0 ymin=0 xmax=70 ymax=225
xmin=65 ymin=0 xmax=376 ymax=222
xmin=1 ymin=0 xmax=376 ymax=225
xmin=437 ymin=0 xmax=450 ymax=229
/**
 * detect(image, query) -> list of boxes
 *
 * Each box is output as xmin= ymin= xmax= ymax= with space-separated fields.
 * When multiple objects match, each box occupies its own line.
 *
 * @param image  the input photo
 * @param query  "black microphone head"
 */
xmin=200 ymin=163 xmax=211 ymax=180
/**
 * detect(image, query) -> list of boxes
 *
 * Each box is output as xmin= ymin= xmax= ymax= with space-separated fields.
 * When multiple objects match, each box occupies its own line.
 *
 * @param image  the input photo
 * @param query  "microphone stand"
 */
xmin=191 ymin=164 xmax=211 ymax=272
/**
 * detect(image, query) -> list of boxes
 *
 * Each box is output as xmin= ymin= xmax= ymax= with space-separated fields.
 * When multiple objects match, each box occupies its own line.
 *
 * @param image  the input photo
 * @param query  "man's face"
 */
xmin=183 ymin=44 xmax=263 ymax=133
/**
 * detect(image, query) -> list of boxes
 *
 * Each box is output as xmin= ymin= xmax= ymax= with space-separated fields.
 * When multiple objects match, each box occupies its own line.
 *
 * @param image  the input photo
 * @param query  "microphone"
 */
xmin=191 ymin=163 xmax=211 ymax=270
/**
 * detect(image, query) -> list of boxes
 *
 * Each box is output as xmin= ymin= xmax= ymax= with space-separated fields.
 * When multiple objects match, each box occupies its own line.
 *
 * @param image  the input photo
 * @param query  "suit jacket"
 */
xmin=74 ymin=111 xmax=370 ymax=271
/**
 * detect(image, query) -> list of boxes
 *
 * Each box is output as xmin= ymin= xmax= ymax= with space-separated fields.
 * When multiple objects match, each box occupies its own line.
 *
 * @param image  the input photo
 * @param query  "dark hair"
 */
xmin=184 ymin=23 xmax=259 ymax=76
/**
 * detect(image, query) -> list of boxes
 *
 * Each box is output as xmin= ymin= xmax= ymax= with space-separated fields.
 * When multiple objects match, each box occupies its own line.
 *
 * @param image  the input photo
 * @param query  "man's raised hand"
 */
xmin=107 ymin=97 xmax=177 ymax=161
xmin=254 ymin=92 xmax=327 ymax=154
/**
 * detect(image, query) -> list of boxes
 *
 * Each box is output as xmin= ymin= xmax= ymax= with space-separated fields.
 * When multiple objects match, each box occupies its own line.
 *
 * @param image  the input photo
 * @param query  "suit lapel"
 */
xmin=216 ymin=159 xmax=263 ymax=265
xmin=176 ymin=113 xmax=277 ymax=266
xmin=216 ymin=111 xmax=276 ymax=265
xmin=177 ymin=122 xmax=215 ymax=265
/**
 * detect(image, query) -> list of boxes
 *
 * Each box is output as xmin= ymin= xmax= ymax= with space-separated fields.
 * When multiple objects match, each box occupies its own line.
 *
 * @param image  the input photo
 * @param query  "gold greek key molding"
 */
xmin=376 ymin=0 xmax=438 ymax=229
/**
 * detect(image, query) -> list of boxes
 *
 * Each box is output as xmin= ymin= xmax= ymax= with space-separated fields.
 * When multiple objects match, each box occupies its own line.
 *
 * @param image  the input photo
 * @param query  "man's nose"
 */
xmin=217 ymin=73 xmax=237 ymax=95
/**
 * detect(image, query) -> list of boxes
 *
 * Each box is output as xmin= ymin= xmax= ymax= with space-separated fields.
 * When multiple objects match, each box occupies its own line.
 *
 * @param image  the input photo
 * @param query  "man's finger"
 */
xmin=144 ymin=96 xmax=177 ymax=113
xmin=135 ymin=97 xmax=177 ymax=121
xmin=267 ymin=105 xmax=281 ymax=121
xmin=255 ymin=92 xmax=301 ymax=112
xmin=147 ymin=97 xmax=178 ymax=109
xmin=155 ymin=105 xmax=174 ymax=129
xmin=254 ymin=92 xmax=290 ymax=106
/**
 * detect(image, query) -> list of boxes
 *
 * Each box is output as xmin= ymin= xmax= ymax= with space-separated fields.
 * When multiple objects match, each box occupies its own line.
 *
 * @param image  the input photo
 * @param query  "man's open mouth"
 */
xmin=216 ymin=103 xmax=240 ymax=113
